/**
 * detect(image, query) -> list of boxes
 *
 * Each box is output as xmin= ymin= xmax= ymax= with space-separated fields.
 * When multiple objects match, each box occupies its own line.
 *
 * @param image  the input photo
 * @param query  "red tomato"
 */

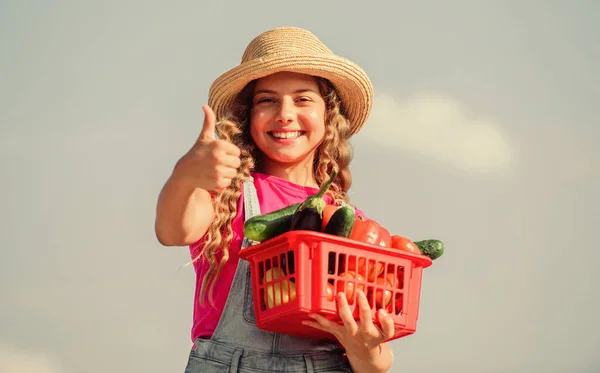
xmin=393 ymin=293 xmax=404 ymax=315
xmin=390 ymin=235 xmax=421 ymax=254
xmin=369 ymin=273 xmax=399 ymax=309
xmin=387 ymin=272 xmax=400 ymax=289
xmin=336 ymin=271 xmax=365 ymax=303
xmin=396 ymin=268 xmax=405 ymax=290
xmin=326 ymin=282 xmax=335 ymax=301
xmin=374 ymin=276 xmax=393 ymax=309
xmin=368 ymin=261 xmax=385 ymax=282
xmin=348 ymin=258 xmax=384 ymax=282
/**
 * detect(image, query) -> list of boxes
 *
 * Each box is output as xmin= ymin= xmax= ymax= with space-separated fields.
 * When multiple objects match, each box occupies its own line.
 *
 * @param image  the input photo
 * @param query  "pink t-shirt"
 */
xmin=188 ymin=172 xmax=337 ymax=341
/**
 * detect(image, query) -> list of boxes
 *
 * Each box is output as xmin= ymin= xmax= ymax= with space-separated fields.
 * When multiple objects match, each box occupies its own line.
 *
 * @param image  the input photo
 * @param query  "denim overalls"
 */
xmin=184 ymin=177 xmax=353 ymax=373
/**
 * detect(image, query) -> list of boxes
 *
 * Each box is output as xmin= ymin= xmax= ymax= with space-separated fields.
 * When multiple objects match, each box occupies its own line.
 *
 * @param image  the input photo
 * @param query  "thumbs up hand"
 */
xmin=174 ymin=105 xmax=242 ymax=192
xmin=198 ymin=105 xmax=218 ymax=142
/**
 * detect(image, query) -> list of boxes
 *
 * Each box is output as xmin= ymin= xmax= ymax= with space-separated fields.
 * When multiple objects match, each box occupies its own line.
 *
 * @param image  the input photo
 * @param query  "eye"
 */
xmin=256 ymin=97 xmax=276 ymax=104
xmin=296 ymin=96 xmax=313 ymax=103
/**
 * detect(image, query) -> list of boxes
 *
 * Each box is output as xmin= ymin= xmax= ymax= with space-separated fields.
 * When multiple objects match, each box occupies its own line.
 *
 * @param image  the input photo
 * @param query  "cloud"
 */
xmin=0 ymin=343 xmax=63 ymax=373
xmin=362 ymin=91 xmax=514 ymax=172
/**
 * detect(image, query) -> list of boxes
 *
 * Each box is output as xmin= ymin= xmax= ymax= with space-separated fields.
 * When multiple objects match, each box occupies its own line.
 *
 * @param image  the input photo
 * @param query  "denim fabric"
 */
xmin=184 ymin=177 xmax=352 ymax=373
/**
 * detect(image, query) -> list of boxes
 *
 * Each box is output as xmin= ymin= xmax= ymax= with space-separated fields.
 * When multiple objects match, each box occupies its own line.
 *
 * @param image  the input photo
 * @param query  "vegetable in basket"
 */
xmin=323 ymin=205 xmax=355 ymax=238
xmin=414 ymin=239 xmax=445 ymax=260
xmin=243 ymin=203 xmax=300 ymax=242
xmin=290 ymin=170 xmax=338 ymax=232
xmin=263 ymin=267 xmax=296 ymax=309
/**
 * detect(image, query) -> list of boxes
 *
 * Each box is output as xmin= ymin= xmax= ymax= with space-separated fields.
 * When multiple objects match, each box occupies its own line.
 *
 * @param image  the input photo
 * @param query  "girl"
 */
xmin=155 ymin=27 xmax=395 ymax=373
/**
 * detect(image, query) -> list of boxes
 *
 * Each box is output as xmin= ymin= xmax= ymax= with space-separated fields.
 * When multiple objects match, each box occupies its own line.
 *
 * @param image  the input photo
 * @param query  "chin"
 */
xmin=268 ymin=152 xmax=312 ymax=165
xmin=272 ymin=156 xmax=304 ymax=165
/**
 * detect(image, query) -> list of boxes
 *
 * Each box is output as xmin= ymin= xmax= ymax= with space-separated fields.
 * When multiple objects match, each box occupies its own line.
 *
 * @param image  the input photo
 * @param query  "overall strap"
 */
xmin=241 ymin=176 xmax=260 ymax=249
xmin=205 ymin=174 xmax=345 ymax=356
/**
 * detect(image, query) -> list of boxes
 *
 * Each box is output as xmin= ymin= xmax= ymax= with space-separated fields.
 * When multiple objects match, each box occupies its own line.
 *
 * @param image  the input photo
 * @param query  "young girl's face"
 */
xmin=250 ymin=71 xmax=326 ymax=169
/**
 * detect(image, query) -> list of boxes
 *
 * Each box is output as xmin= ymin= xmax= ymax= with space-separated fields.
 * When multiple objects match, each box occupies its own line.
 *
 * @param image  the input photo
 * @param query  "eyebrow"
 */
xmin=253 ymin=88 xmax=319 ymax=96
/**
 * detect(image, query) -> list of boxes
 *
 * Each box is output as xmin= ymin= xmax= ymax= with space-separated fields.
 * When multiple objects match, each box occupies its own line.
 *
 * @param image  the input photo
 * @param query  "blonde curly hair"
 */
xmin=195 ymin=77 xmax=356 ymax=306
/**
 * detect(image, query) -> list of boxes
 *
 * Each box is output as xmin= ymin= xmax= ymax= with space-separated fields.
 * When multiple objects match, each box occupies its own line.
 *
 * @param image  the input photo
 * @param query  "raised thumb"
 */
xmin=199 ymin=105 xmax=217 ymax=140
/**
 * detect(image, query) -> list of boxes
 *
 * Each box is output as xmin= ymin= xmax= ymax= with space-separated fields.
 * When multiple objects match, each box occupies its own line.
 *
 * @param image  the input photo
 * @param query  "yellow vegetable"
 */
xmin=263 ymin=267 xmax=296 ymax=309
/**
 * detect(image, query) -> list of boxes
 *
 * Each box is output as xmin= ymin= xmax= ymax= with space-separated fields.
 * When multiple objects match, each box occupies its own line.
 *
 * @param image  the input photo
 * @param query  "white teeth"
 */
xmin=271 ymin=131 xmax=301 ymax=139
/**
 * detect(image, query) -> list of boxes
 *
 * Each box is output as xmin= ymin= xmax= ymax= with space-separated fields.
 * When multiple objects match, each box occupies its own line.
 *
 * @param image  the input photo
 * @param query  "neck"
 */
xmin=258 ymin=155 xmax=318 ymax=188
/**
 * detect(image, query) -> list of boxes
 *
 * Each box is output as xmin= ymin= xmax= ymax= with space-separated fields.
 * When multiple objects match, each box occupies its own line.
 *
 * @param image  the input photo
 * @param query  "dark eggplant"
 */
xmin=290 ymin=170 xmax=338 ymax=232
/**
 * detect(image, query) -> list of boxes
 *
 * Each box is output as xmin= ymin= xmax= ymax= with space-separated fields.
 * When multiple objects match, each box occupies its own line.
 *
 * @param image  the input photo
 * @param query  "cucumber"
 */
xmin=323 ymin=205 xmax=355 ymax=238
xmin=414 ymin=239 xmax=444 ymax=260
xmin=243 ymin=203 xmax=299 ymax=242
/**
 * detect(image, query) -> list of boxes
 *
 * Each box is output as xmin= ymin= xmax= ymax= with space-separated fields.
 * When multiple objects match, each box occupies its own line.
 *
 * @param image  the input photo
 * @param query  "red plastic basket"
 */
xmin=239 ymin=230 xmax=432 ymax=342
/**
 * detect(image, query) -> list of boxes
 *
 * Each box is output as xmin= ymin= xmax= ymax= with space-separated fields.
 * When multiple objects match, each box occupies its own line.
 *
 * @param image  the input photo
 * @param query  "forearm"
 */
xmin=347 ymin=342 xmax=394 ymax=373
xmin=155 ymin=162 xmax=214 ymax=246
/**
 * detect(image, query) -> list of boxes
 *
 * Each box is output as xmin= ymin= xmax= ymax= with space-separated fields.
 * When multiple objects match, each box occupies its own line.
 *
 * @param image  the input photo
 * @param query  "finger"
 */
xmin=199 ymin=105 xmax=216 ymax=141
xmin=302 ymin=319 xmax=339 ymax=340
xmin=305 ymin=313 xmax=343 ymax=340
xmin=219 ymin=141 xmax=242 ymax=157
xmin=213 ymin=176 xmax=234 ymax=192
xmin=377 ymin=309 xmax=395 ymax=341
xmin=302 ymin=319 xmax=326 ymax=331
xmin=220 ymin=154 xmax=241 ymax=170
xmin=356 ymin=289 xmax=375 ymax=329
xmin=336 ymin=292 xmax=358 ymax=334
xmin=216 ymin=165 xmax=238 ymax=180
xmin=209 ymin=138 xmax=241 ymax=157
xmin=308 ymin=313 xmax=340 ymax=331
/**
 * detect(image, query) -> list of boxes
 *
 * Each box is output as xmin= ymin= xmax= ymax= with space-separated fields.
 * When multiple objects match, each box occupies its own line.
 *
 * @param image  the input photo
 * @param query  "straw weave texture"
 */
xmin=208 ymin=27 xmax=373 ymax=136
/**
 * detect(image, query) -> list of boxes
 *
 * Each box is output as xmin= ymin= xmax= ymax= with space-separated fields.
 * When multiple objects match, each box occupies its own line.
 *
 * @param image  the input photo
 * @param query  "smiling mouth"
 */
xmin=268 ymin=131 xmax=305 ymax=140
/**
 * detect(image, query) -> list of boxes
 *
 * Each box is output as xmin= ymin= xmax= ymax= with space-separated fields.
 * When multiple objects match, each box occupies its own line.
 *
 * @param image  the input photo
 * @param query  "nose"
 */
xmin=275 ymin=97 xmax=295 ymax=125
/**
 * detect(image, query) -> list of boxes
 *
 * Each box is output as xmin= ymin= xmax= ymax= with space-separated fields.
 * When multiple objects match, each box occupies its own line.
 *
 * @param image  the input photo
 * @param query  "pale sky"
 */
xmin=1 ymin=1 xmax=599 ymax=373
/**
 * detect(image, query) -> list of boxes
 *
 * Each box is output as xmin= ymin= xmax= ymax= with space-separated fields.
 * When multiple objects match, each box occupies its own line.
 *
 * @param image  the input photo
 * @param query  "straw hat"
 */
xmin=207 ymin=26 xmax=373 ymax=136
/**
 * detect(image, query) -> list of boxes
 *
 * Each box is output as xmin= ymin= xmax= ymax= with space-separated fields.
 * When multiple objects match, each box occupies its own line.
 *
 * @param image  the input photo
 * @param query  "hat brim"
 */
xmin=207 ymin=53 xmax=373 ymax=136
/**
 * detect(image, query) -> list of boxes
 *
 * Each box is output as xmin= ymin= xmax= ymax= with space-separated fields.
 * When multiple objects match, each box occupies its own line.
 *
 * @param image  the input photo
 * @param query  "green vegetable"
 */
xmin=290 ymin=170 xmax=338 ymax=232
xmin=323 ymin=205 xmax=355 ymax=238
xmin=415 ymin=239 xmax=445 ymax=260
xmin=243 ymin=203 xmax=300 ymax=242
